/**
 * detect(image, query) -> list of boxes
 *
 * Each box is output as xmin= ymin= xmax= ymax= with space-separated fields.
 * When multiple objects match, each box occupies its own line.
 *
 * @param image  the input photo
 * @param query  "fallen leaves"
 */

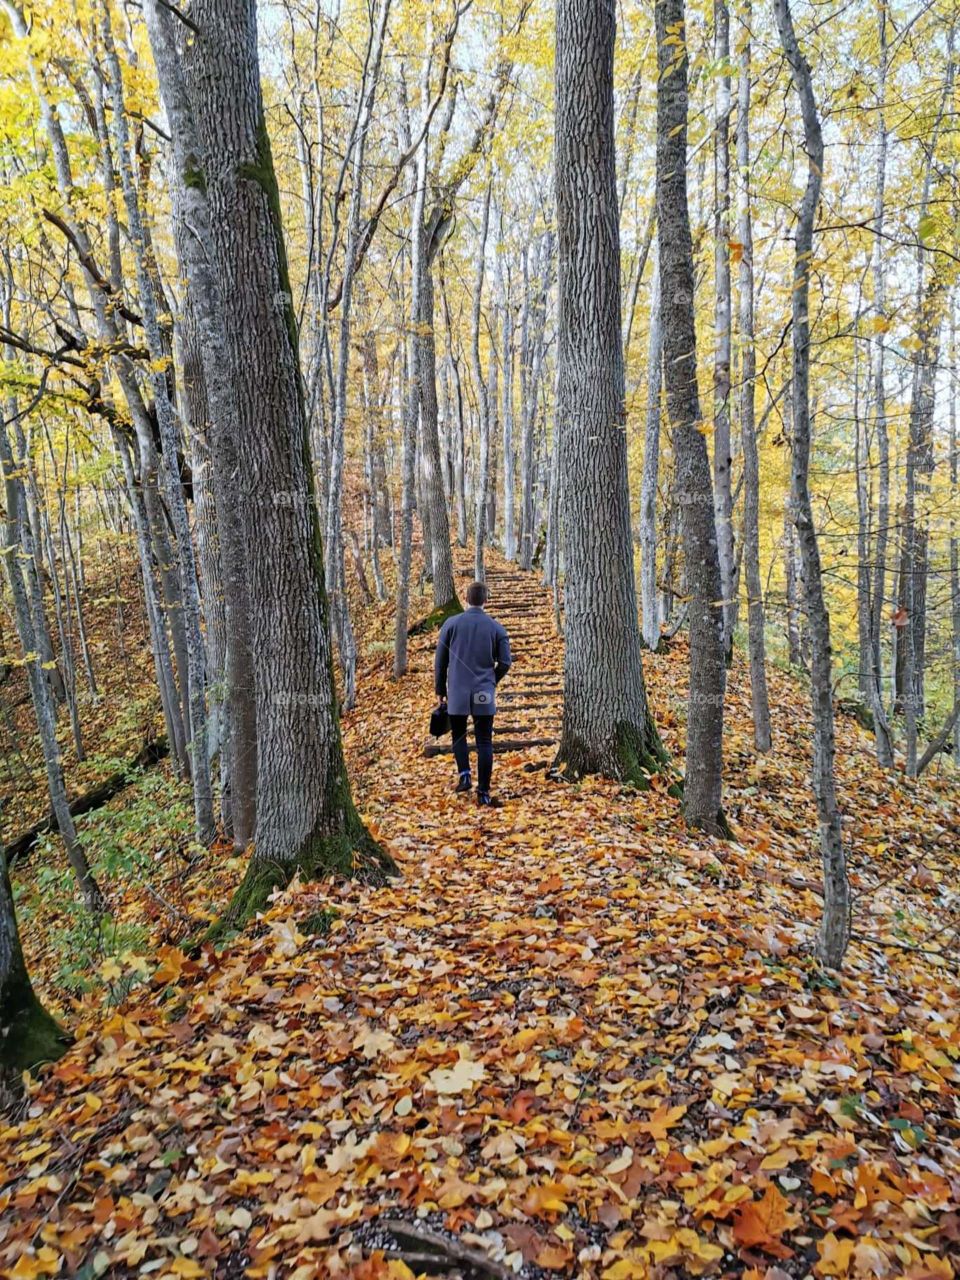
xmin=732 ymin=1183 xmax=797 ymax=1255
xmin=4 ymin=554 xmax=960 ymax=1278
xmin=425 ymin=1054 xmax=486 ymax=1096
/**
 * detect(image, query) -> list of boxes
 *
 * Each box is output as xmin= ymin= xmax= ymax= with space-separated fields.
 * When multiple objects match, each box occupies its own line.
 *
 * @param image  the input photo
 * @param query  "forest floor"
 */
xmin=0 ymin=555 xmax=157 ymax=847
xmin=3 ymin=550 xmax=960 ymax=1280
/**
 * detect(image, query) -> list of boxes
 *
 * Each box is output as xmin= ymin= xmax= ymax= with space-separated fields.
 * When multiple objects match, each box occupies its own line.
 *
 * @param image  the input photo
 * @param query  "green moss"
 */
xmin=301 ymin=908 xmax=337 ymax=937
xmin=202 ymin=795 xmax=397 ymax=942
xmin=1 ymin=996 xmax=68 ymax=1077
xmin=183 ymin=163 xmax=206 ymax=193
xmin=237 ymin=111 xmax=299 ymax=360
xmin=554 ymin=714 xmax=669 ymax=788
xmin=407 ymin=596 xmax=463 ymax=637
xmin=683 ymin=802 xmax=734 ymax=840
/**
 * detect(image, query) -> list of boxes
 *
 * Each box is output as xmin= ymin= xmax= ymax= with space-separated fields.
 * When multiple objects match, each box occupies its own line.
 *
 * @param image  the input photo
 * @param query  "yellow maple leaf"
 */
xmin=816 ymin=1232 xmax=856 ymax=1277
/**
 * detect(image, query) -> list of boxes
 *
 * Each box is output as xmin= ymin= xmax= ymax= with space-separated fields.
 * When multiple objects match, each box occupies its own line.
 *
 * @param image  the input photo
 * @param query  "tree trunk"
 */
xmin=325 ymin=0 xmax=391 ymax=710
xmin=393 ymin=342 xmax=419 ymax=677
xmin=655 ymin=0 xmax=727 ymax=834
xmin=735 ymin=4 xmax=771 ymax=752
xmin=869 ymin=0 xmax=892 ymax=763
xmin=553 ymin=0 xmax=665 ymax=784
xmin=774 ymin=0 xmax=851 ymax=968
xmin=182 ymin=0 xmax=395 ymax=918
xmin=472 ymin=181 xmax=493 ymax=580
xmin=144 ymin=0 xmax=258 ymax=848
xmin=713 ymin=0 xmax=736 ymax=660
xmin=900 ymin=52 xmax=951 ymax=771
xmin=640 ymin=237 xmax=662 ymax=652
xmin=0 ymin=424 xmax=103 ymax=912
xmin=500 ymin=254 xmax=517 ymax=562
xmin=0 ymin=851 xmax=67 ymax=1075
xmin=415 ymin=260 xmax=459 ymax=609
xmin=103 ymin=7 xmax=215 ymax=847
xmin=950 ymin=299 xmax=960 ymax=763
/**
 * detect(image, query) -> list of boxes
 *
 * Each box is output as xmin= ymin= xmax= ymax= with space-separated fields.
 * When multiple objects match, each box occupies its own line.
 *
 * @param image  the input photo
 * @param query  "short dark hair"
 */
xmin=466 ymin=581 xmax=488 ymax=607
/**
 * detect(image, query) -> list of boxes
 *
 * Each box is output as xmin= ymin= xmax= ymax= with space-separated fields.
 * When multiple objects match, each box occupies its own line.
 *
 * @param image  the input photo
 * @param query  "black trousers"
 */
xmin=449 ymin=714 xmax=494 ymax=791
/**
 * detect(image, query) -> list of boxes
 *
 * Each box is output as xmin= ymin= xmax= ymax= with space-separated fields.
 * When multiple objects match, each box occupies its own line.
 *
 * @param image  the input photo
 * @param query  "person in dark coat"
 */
xmin=434 ymin=580 xmax=512 ymax=805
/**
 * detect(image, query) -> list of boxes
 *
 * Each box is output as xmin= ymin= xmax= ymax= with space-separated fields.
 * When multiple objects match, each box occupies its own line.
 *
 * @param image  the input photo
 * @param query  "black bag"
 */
xmin=430 ymin=702 xmax=450 ymax=737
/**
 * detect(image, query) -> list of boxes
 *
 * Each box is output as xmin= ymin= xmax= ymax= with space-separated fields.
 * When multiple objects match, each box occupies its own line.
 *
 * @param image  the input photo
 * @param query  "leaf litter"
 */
xmin=2 ymin=553 xmax=960 ymax=1279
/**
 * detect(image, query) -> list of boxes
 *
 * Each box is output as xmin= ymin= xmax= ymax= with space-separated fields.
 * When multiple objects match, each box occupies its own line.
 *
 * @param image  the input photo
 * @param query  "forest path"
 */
xmin=5 ymin=555 xmax=960 ymax=1278
xmin=421 ymin=563 xmax=563 ymax=761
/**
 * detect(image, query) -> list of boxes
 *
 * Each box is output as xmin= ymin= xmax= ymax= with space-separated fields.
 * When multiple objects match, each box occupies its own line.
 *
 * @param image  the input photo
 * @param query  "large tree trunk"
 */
xmin=182 ymin=0 xmax=395 ymax=919
xmin=0 ymin=851 xmax=67 ymax=1075
xmin=735 ymin=4 xmax=772 ymax=752
xmin=655 ymin=0 xmax=727 ymax=834
xmin=774 ymin=0 xmax=851 ymax=968
xmin=144 ymin=0 xmax=258 ymax=849
xmin=553 ymin=0 xmax=664 ymax=784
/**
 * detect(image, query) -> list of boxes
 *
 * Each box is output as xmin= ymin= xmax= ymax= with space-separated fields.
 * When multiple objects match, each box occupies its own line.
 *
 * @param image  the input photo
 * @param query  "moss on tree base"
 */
xmin=202 ymin=814 xmax=398 ymax=944
xmin=1 ymin=997 xmax=69 ymax=1077
xmin=407 ymin=596 xmax=462 ymax=637
xmin=684 ymin=805 xmax=734 ymax=840
xmin=553 ymin=716 xmax=669 ymax=789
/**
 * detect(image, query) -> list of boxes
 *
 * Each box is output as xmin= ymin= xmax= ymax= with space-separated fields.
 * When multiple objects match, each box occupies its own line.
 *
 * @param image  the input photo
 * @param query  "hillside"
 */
xmin=2 ymin=553 xmax=959 ymax=1280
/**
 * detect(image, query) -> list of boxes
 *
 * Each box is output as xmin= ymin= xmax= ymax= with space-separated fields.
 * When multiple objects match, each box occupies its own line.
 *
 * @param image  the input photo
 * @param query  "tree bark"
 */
xmin=325 ymin=0 xmax=391 ymax=709
xmin=0 ymin=851 xmax=67 ymax=1075
xmin=0 ymin=421 xmax=103 ymax=912
xmin=553 ymin=0 xmax=665 ymax=784
xmin=472 ymin=181 xmax=493 ymax=580
xmin=182 ymin=0 xmax=395 ymax=918
xmin=713 ymin=0 xmax=736 ymax=659
xmin=144 ymin=0 xmax=258 ymax=848
xmin=655 ymin=0 xmax=727 ymax=833
xmin=101 ymin=11 xmax=215 ymax=845
xmin=735 ymin=4 xmax=772 ymax=751
xmin=773 ymin=0 xmax=851 ymax=968
xmin=500 ymin=250 xmax=517 ymax=562
xmin=640 ymin=237 xmax=662 ymax=652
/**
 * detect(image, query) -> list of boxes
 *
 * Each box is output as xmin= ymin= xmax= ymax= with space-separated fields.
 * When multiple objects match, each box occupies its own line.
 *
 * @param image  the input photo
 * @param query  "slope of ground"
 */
xmin=1 ymin=556 xmax=160 ymax=846
xmin=2 ymin=551 xmax=960 ymax=1280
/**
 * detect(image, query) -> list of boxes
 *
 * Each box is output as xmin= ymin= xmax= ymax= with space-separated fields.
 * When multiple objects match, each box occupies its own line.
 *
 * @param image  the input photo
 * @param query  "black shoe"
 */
xmin=477 ymin=791 xmax=493 ymax=806
xmin=455 ymin=771 xmax=472 ymax=794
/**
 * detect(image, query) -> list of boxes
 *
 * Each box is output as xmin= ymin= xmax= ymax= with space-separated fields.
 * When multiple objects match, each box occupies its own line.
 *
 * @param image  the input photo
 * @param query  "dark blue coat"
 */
xmin=434 ymin=607 xmax=512 ymax=716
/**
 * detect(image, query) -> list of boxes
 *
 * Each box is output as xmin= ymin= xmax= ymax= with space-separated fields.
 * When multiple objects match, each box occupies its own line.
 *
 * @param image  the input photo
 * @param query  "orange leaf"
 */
xmin=536 ymin=1243 xmax=573 ymax=1270
xmin=733 ymin=1184 xmax=794 ymax=1254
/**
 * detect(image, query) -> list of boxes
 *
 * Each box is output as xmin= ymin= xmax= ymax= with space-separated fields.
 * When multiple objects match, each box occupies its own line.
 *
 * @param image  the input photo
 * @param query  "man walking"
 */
xmin=434 ymin=581 xmax=512 ymax=805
